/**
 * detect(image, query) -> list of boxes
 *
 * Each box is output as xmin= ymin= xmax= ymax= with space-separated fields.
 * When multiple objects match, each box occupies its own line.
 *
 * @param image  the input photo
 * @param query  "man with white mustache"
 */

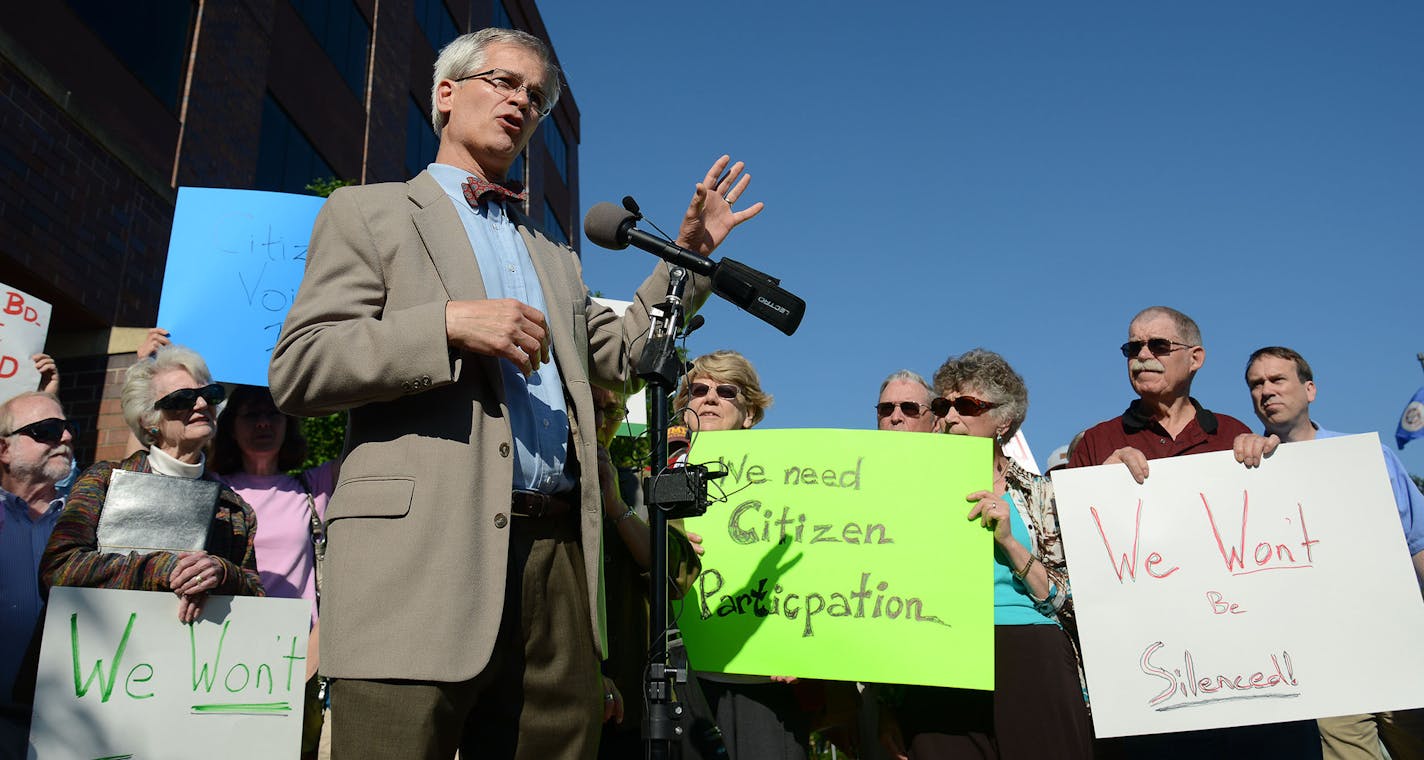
xmin=1067 ymin=305 xmax=1251 ymax=479
xmin=1066 ymin=310 xmax=1321 ymax=756
xmin=1 ymin=391 xmax=76 ymax=747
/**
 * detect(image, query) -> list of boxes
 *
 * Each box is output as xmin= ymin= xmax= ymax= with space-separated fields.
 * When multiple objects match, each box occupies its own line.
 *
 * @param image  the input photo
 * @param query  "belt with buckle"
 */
xmin=511 ymin=490 xmax=575 ymax=519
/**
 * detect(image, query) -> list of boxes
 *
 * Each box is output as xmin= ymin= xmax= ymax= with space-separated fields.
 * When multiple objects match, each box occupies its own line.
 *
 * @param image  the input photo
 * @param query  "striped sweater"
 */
xmin=41 ymin=451 xmax=264 ymax=597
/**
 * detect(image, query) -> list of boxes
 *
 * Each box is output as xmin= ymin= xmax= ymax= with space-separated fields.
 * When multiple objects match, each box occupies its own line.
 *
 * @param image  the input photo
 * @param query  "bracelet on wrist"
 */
xmin=615 ymin=506 xmax=638 ymax=525
xmin=1012 ymin=554 xmax=1039 ymax=582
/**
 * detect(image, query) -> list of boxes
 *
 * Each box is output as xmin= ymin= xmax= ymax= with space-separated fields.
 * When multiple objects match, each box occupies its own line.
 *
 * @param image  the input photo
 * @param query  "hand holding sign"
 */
xmin=0 ymin=283 xmax=53 ymax=400
xmin=1052 ymin=435 xmax=1424 ymax=738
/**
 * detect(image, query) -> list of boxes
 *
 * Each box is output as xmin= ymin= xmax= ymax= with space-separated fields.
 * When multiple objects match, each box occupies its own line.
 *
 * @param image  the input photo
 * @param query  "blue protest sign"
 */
xmin=156 ymin=187 xmax=327 ymax=386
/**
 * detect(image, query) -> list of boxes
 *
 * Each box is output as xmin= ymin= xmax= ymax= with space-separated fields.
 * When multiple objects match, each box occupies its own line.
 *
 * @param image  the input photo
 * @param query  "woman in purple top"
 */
xmin=211 ymin=384 xmax=337 ymax=760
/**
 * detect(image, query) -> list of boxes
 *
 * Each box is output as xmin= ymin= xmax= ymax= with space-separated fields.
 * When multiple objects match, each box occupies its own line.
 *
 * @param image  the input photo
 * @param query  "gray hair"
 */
xmin=932 ymin=348 xmax=1030 ymax=442
xmin=431 ymin=28 xmax=562 ymax=138
xmin=0 ymin=391 xmax=63 ymax=436
xmin=878 ymin=370 xmax=933 ymax=401
xmin=122 ymin=345 xmax=214 ymax=446
xmin=1131 ymin=305 xmax=1202 ymax=346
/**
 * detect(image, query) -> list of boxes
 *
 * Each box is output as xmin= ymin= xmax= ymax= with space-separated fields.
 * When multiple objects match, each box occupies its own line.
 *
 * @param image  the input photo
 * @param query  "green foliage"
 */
xmin=305 ymin=177 xmax=353 ymax=198
xmin=609 ymin=433 xmax=650 ymax=470
xmin=298 ymin=413 xmax=348 ymax=471
xmin=609 ymin=385 xmax=656 ymax=470
xmin=1415 ymin=474 xmax=1424 ymax=493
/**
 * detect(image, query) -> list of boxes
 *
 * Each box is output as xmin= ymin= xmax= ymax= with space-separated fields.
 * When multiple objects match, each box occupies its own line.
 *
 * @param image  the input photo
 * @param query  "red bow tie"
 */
xmin=462 ymin=175 xmax=527 ymax=207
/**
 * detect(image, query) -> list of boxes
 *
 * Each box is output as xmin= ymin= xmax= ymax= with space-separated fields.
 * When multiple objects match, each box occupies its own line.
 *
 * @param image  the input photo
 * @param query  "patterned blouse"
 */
xmin=41 ymin=451 xmax=264 ymax=597
xmin=1003 ymin=458 xmax=1075 ymax=633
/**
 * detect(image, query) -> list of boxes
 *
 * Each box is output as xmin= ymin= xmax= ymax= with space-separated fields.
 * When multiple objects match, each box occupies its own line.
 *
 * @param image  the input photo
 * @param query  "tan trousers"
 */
xmin=329 ymin=517 xmax=601 ymax=760
xmin=1319 ymin=715 xmax=1385 ymax=760
xmin=1320 ymin=711 xmax=1424 ymax=760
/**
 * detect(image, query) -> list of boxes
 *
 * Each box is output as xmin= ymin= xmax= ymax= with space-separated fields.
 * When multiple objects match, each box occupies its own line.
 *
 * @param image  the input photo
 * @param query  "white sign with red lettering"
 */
xmin=1052 ymin=434 xmax=1424 ymax=737
xmin=0 ymin=282 xmax=52 ymax=401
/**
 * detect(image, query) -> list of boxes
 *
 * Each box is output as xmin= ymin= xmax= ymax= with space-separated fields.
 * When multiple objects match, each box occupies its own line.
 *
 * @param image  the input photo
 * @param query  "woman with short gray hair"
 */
xmin=881 ymin=348 xmax=1090 ymax=759
xmin=42 ymin=346 xmax=263 ymax=622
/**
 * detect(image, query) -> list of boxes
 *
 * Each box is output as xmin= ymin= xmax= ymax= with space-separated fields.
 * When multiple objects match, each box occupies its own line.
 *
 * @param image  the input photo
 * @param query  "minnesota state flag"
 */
xmin=1399 ymin=386 xmax=1424 ymax=449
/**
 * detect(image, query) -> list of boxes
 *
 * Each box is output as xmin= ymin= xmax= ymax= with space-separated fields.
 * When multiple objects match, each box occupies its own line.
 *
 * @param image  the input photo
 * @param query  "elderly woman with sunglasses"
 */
xmin=41 ymin=346 xmax=263 ymax=622
xmin=881 ymin=349 xmax=1090 ymax=760
xmin=672 ymin=351 xmax=813 ymax=759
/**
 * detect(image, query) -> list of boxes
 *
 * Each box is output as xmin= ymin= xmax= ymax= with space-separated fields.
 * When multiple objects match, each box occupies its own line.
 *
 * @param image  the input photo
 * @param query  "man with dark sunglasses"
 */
xmin=1067 ymin=310 xmax=1319 ymax=758
xmin=0 ymin=391 xmax=74 ymax=741
xmin=1067 ymin=306 xmax=1251 ymax=479
xmin=876 ymin=370 xmax=938 ymax=433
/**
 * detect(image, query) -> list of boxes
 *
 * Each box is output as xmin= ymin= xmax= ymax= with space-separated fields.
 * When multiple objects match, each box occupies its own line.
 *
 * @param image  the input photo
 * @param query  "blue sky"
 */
xmin=541 ymin=1 xmax=1424 ymax=476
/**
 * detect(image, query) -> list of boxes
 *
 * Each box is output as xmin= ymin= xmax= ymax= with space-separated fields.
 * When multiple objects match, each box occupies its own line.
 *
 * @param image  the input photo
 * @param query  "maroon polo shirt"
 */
xmin=1068 ymin=397 xmax=1251 ymax=468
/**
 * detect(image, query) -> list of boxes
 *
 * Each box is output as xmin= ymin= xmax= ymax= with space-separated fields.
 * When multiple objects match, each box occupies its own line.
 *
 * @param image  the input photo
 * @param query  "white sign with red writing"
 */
xmin=1052 ymin=434 xmax=1424 ymax=738
xmin=0 ymin=282 xmax=52 ymax=401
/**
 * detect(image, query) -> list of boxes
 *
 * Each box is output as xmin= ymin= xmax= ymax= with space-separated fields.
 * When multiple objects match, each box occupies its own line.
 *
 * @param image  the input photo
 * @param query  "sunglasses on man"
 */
xmin=153 ymin=383 xmax=226 ymax=411
xmin=930 ymin=396 xmax=999 ymax=418
xmin=1119 ymin=339 xmax=1194 ymax=358
xmin=9 ymin=417 xmax=79 ymax=444
xmin=689 ymin=383 xmax=740 ymax=400
xmin=875 ymin=401 xmax=932 ymax=418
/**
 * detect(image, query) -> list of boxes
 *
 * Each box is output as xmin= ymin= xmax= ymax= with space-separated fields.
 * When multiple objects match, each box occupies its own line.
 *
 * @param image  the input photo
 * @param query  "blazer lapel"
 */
xmin=407 ymin=171 xmax=504 ymax=394
xmin=409 ymin=171 xmax=489 ymax=303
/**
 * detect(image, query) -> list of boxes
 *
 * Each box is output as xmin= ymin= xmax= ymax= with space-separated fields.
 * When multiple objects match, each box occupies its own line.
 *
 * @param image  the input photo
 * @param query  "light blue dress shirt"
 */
xmin=1315 ymin=426 xmax=1424 ymax=555
xmin=427 ymin=163 xmax=573 ymax=494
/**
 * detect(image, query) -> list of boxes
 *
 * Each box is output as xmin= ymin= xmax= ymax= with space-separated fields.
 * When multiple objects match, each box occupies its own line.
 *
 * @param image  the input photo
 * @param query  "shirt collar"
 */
xmin=1 ymin=487 xmax=64 ymax=518
xmin=1122 ymin=396 xmax=1218 ymax=435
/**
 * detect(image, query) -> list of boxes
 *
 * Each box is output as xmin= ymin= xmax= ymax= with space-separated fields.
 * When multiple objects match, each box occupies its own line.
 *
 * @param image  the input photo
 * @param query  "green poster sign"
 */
xmin=678 ymin=429 xmax=996 ymax=690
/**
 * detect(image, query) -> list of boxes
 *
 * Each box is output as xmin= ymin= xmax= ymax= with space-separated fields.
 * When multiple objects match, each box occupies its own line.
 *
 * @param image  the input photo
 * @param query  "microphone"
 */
xmin=583 ymin=202 xmax=806 ymax=336
xmin=584 ymin=203 xmax=716 ymax=277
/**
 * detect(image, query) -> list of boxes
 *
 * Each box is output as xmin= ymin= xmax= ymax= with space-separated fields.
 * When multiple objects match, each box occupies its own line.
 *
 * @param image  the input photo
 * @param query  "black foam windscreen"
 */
xmin=583 ymin=202 xmax=635 ymax=250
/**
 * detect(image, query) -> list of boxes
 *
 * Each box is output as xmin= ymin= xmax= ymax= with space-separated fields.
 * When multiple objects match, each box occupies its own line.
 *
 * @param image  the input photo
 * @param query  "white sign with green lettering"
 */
xmin=28 ymin=587 xmax=309 ymax=759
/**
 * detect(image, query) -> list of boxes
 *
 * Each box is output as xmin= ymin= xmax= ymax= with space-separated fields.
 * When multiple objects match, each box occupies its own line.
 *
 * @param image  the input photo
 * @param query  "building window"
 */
xmin=415 ymin=0 xmax=459 ymax=52
xmin=543 ymin=121 xmax=567 ymax=183
xmin=406 ymin=97 xmax=438 ymax=178
xmin=543 ymin=199 xmax=568 ymax=247
xmin=66 ymin=0 xmax=196 ymax=111
xmin=290 ymin=0 xmax=371 ymax=96
xmin=256 ymin=93 xmax=337 ymax=195
xmin=492 ymin=0 xmax=512 ymax=29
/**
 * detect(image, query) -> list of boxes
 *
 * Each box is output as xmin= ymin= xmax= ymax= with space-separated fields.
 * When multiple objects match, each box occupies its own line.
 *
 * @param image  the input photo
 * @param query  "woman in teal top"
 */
xmin=880 ymin=349 xmax=1091 ymax=760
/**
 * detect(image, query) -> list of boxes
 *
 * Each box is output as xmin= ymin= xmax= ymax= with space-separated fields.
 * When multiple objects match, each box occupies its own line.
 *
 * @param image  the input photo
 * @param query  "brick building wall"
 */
xmin=0 ymin=0 xmax=578 ymax=468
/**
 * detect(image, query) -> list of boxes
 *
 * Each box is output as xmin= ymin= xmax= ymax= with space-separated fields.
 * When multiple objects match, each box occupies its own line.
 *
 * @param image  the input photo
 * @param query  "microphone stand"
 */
xmin=637 ymin=266 xmax=691 ymax=760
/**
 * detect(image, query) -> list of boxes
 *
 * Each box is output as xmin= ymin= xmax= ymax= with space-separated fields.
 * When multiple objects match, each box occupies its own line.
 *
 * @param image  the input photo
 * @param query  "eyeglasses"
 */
xmin=153 ymin=383 xmax=226 ymax=411
xmin=875 ymin=401 xmax=932 ymax=418
xmin=596 ymin=404 xmax=628 ymax=420
xmin=690 ymin=383 xmax=740 ymax=400
xmin=931 ymin=396 xmax=999 ymax=418
xmin=1120 ymin=339 xmax=1194 ymax=358
xmin=9 ymin=417 xmax=78 ymax=444
xmin=455 ymin=68 xmax=552 ymax=118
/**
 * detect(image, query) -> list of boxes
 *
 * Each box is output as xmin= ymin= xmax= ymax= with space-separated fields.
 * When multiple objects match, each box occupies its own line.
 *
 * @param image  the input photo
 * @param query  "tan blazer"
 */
xmin=269 ymin=171 xmax=706 ymax=681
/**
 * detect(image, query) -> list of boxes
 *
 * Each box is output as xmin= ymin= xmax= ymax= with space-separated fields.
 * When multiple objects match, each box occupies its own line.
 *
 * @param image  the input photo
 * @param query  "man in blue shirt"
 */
xmin=1235 ymin=346 xmax=1424 ymax=760
xmin=0 ymin=391 xmax=74 ymax=750
xmin=269 ymin=27 xmax=762 ymax=760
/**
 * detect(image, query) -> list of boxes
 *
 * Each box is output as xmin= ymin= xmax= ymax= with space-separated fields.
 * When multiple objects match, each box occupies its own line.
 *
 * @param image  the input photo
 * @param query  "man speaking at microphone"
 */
xmin=269 ymin=28 xmax=762 ymax=760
